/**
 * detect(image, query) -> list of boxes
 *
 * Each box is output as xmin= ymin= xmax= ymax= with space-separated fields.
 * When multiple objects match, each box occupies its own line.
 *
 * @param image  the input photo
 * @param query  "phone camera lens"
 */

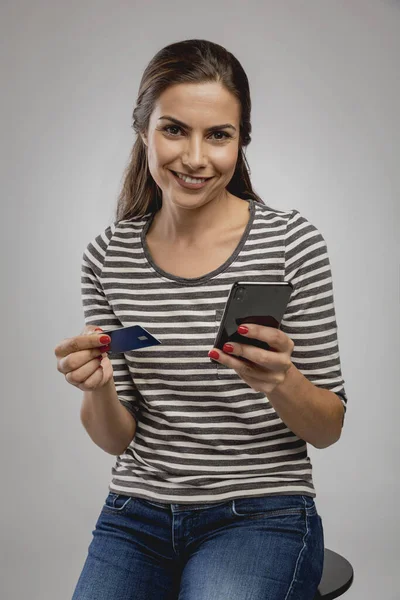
xmin=234 ymin=286 xmax=245 ymax=301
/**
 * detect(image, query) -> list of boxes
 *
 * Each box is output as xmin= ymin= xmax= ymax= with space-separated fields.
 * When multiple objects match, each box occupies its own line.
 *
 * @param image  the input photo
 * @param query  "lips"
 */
xmin=170 ymin=170 xmax=212 ymax=180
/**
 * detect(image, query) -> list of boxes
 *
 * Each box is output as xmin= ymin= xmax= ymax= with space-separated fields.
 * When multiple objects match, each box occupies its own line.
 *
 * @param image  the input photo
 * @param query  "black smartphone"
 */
xmin=212 ymin=281 xmax=293 ymax=361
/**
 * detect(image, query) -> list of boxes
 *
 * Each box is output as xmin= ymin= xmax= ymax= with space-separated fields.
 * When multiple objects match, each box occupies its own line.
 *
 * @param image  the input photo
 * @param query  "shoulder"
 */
xmin=82 ymin=222 xmax=116 ymax=267
xmin=283 ymin=209 xmax=327 ymax=253
xmin=254 ymin=203 xmax=322 ymax=235
xmin=252 ymin=202 xmax=329 ymax=268
xmin=252 ymin=203 xmax=325 ymax=245
xmin=281 ymin=210 xmax=331 ymax=281
xmin=113 ymin=212 xmax=153 ymax=239
xmin=252 ymin=200 xmax=293 ymax=224
xmin=82 ymin=213 xmax=152 ymax=262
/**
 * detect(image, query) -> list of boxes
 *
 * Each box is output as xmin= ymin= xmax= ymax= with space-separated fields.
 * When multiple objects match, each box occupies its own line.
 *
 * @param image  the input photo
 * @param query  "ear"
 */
xmin=140 ymin=132 xmax=148 ymax=147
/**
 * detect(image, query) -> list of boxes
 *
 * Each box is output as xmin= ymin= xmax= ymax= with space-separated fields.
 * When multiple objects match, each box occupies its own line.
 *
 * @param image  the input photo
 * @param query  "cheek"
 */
xmin=151 ymin=139 xmax=179 ymax=171
xmin=147 ymin=141 xmax=170 ymax=176
xmin=214 ymin=146 xmax=239 ymax=175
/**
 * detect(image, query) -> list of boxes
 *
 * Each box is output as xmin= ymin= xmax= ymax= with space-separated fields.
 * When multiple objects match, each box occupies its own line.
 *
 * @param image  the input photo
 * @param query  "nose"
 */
xmin=182 ymin=135 xmax=208 ymax=171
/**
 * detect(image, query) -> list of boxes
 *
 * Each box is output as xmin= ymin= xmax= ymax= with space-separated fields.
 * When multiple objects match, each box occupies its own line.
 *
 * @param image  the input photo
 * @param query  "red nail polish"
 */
xmin=208 ymin=350 xmax=220 ymax=360
xmin=99 ymin=345 xmax=110 ymax=352
xmin=238 ymin=326 xmax=249 ymax=335
xmin=100 ymin=335 xmax=111 ymax=344
xmin=223 ymin=343 xmax=234 ymax=353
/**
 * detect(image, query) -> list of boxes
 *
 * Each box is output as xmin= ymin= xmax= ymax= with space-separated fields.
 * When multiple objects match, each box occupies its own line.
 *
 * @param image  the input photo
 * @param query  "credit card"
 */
xmin=103 ymin=325 xmax=161 ymax=353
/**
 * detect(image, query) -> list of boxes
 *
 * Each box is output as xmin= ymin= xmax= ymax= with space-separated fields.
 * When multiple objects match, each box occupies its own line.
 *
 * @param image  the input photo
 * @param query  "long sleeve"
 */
xmin=280 ymin=210 xmax=348 ymax=418
xmin=80 ymin=224 xmax=142 ymax=422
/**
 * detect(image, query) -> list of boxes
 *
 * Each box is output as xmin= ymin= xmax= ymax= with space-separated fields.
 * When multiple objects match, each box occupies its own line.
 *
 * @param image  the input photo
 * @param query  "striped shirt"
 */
xmin=81 ymin=198 xmax=347 ymax=504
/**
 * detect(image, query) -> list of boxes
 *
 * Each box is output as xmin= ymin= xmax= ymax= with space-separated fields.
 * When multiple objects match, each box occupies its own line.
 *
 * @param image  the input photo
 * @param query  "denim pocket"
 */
xmin=103 ymin=492 xmax=133 ymax=513
xmin=231 ymin=494 xmax=317 ymax=519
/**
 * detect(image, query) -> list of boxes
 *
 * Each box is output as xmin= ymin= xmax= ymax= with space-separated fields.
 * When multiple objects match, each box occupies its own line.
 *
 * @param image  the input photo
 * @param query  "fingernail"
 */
xmin=94 ymin=328 xmax=103 ymax=332
xmin=237 ymin=326 xmax=249 ymax=335
xmin=208 ymin=350 xmax=220 ymax=360
xmin=99 ymin=345 xmax=110 ymax=352
xmin=100 ymin=335 xmax=111 ymax=344
xmin=223 ymin=343 xmax=234 ymax=353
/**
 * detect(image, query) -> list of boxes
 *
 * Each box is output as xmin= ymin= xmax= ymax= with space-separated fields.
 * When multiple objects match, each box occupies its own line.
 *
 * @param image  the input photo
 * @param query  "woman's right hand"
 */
xmin=54 ymin=325 xmax=114 ymax=392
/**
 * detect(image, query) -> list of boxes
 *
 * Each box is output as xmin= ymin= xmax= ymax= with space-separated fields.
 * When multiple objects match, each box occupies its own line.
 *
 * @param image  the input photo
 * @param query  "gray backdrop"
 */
xmin=1 ymin=1 xmax=399 ymax=598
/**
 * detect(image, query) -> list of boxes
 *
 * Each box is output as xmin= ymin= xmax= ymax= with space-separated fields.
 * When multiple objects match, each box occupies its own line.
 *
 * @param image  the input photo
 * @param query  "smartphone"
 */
xmin=212 ymin=281 xmax=293 ymax=361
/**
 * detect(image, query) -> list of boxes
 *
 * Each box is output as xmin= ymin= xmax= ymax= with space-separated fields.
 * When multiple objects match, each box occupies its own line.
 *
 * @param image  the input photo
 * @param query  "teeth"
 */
xmin=176 ymin=172 xmax=206 ymax=184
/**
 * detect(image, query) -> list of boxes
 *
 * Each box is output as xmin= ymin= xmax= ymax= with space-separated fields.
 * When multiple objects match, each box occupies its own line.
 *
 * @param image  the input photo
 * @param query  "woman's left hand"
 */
xmin=208 ymin=325 xmax=295 ymax=395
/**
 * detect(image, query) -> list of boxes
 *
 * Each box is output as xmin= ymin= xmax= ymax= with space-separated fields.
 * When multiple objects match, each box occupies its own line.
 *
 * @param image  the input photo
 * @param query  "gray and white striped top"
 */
xmin=81 ymin=198 xmax=347 ymax=504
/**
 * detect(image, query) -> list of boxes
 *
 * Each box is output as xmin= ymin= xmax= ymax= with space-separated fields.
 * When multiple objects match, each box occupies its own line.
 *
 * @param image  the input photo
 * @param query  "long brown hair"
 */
xmin=116 ymin=39 xmax=268 ymax=221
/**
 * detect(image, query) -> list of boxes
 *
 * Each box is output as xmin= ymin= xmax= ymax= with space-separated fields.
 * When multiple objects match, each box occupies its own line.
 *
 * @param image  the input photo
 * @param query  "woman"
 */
xmin=55 ymin=39 xmax=347 ymax=600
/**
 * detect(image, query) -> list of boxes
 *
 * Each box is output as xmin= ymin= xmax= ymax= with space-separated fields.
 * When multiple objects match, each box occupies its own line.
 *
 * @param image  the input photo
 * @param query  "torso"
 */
xmin=145 ymin=197 xmax=251 ymax=279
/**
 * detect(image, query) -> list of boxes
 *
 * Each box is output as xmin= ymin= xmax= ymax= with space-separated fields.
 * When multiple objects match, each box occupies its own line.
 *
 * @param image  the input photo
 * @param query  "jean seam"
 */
xmin=231 ymin=498 xmax=311 ymax=518
xmin=232 ymin=507 xmax=304 ymax=519
xmin=103 ymin=496 xmax=132 ymax=512
xmin=301 ymin=495 xmax=317 ymax=517
xmin=284 ymin=495 xmax=309 ymax=600
xmin=142 ymin=499 xmax=170 ymax=510
xmin=142 ymin=499 xmax=229 ymax=511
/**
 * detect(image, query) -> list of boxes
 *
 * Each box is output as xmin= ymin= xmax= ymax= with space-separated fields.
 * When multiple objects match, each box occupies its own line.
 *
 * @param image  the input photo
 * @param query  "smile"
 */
xmin=172 ymin=170 xmax=211 ymax=182
xmin=170 ymin=170 xmax=213 ymax=190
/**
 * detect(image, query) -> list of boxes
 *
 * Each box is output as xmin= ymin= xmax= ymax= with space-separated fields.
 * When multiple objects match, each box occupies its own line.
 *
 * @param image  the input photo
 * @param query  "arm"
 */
xmin=267 ymin=361 xmax=345 ymax=449
xmin=79 ymin=225 xmax=142 ymax=454
xmin=276 ymin=209 xmax=348 ymax=448
xmin=80 ymin=379 xmax=137 ymax=456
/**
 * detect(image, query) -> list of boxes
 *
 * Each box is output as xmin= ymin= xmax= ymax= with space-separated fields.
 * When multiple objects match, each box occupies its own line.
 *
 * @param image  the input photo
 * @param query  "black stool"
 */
xmin=314 ymin=549 xmax=354 ymax=599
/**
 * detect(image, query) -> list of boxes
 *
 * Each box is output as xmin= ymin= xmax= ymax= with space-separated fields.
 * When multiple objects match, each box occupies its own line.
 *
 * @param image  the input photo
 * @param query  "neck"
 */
xmin=150 ymin=190 xmax=240 ymax=246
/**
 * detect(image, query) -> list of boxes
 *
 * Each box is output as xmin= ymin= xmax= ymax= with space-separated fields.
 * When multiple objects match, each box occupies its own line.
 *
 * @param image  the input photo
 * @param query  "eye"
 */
xmin=210 ymin=131 xmax=231 ymax=141
xmin=163 ymin=125 xmax=181 ymax=136
xmin=162 ymin=125 xmax=231 ymax=141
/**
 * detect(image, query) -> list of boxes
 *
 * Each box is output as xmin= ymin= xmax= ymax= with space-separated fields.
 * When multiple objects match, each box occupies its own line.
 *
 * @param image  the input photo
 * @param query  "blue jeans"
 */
xmin=72 ymin=492 xmax=324 ymax=600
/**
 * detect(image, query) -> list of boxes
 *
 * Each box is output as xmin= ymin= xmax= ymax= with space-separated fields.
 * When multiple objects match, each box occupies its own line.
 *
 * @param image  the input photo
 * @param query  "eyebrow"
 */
xmin=158 ymin=115 xmax=237 ymax=133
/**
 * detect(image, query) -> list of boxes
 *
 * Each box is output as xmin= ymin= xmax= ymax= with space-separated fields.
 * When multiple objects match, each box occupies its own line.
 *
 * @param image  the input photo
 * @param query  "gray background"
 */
xmin=1 ymin=1 xmax=399 ymax=598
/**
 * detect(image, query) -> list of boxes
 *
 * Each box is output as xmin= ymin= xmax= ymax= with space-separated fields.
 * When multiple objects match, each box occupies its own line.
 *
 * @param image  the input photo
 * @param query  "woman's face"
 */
xmin=141 ymin=81 xmax=241 ymax=211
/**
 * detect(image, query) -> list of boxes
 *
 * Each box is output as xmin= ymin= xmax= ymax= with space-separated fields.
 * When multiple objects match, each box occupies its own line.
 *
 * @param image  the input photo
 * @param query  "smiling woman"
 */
xmin=116 ymin=39 xmax=269 ymax=224
xmin=68 ymin=39 xmax=348 ymax=600
xmin=133 ymin=80 xmax=249 ymax=230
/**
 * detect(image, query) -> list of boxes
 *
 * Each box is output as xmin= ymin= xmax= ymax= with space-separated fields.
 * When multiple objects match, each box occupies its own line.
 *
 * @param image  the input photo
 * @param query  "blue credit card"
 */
xmin=104 ymin=325 xmax=161 ymax=353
